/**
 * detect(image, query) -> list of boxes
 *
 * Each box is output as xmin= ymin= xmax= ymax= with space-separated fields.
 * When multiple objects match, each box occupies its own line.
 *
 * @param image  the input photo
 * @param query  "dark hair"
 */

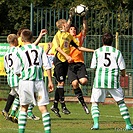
xmin=102 ymin=32 xmax=113 ymax=46
xmin=69 ymin=24 xmax=78 ymax=34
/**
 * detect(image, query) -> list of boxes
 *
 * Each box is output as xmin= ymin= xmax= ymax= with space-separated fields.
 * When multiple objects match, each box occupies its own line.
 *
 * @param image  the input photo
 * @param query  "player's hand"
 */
xmin=48 ymin=82 xmax=54 ymax=93
xmin=69 ymin=7 xmax=75 ymax=20
xmin=66 ymin=55 xmax=73 ymax=63
xmin=40 ymin=29 xmax=47 ymax=36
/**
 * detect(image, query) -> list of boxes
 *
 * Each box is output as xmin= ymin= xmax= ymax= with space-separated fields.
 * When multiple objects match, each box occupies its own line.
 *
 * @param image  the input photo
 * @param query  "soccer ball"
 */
xmin=75 ymin=4 xmax=88 ymax=17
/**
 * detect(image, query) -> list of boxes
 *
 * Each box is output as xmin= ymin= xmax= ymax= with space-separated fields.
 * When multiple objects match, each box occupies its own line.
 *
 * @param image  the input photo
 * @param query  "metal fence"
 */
xmin=1 ymin=7 xmax=133 ymax=98
xmin=30 ymin=6 xmax=133 ymax=36
xmin=0 ymin=35 xmax=133 ymax=99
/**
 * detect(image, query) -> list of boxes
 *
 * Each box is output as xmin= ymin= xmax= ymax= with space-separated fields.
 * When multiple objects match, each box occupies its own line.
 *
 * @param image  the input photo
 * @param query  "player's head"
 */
xmin=56 ymin=19 xmax=68 ymax=31
xmin=69 ymin=24 xmax=77 ymax=36
xmin=17 ymin=27 xmax=27 ymax=37
xmin=102 ymin=32 xmax=113 ymax=46
xmin=21 ymin=29 xmax=33 ymax=43
xmin=7 ymin=34 xmax=18 ymax=47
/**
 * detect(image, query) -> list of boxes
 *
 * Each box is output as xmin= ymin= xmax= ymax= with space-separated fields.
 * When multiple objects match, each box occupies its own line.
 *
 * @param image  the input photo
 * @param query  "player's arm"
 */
xmin=13 ymin=52 xmax=21 ymax=77
xmin=70 ymin=39 xmax=94 ymax=52
xmin=77 ymin=46 xmax=94 ymax=52
xmin=81 ymin=16 xmax=88 ymax=36
xmin=56 ymin=47 xmax=72 ymax=62
xmin=33 ymin=29 xmax=47 ymax=45
xmin=67 ymin=7 xmax=75 ymax=31
xmin=45 ymin=42 xmax=52 ymax=54
xmin=42 ymin=51 xmax=54 ymax=92
xmin=46 ymin=69 xmax=54 ymax=93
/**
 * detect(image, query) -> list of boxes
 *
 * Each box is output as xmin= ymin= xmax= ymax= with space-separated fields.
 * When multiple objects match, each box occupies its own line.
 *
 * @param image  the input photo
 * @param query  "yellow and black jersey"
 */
xmin=18 ymin=37 xmax=24 ymax=47
xmin=52 ymin=30 xmax=79 ymax=62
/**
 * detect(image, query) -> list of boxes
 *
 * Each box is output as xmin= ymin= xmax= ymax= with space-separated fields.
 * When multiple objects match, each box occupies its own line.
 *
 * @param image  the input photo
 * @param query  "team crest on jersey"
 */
xmin=60 ymin=76 xmax=63 ymax=80
xmin=64 ymin=41 xmax=69 ymax=48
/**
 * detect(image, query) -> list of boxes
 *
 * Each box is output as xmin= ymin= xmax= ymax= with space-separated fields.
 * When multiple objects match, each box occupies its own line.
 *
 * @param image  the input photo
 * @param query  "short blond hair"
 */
xmin=7 ymin=34 xmax=17 ymax=44
xmin=56 ymin=19 xmax=67 ymax=30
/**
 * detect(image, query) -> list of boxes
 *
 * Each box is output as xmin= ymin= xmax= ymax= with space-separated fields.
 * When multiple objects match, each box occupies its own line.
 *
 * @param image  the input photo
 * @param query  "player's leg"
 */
xmin=68 ymin=63 xmax=89 ymax=114
xmin=109 ymin=87 xmax=133 ymax=130
xmin=18 ymin=105 xmax=28 ymax=133
xmin=36 ymin=80 xmax=51 ymax=133
xmin=91 ymin=102 xmax=99 ymax=130
xmin=27 ymin=104 xmax=40 ymax=120
xmin=51 ymin=61 xmax=70 ymax=116
xmin=39 ymin=105 xmax=51 ymax=133
xmin=90 ymin=88 xmax=106 ymax=130
xmin=9 ymin=96 xmax=20 ymax=123
xmin=18 ymin=80 xmax=35 ymax=133
xmin=2 ymin=88 xmax=16 ymax=119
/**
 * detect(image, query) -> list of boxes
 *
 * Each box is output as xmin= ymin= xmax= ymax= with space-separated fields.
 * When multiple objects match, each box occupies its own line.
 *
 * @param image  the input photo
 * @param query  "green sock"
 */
xmin=27 ymin=104 xmax=34 ymax=116
xmin=118 ymin=101 xmax=131 ymax=125
xmin=18 ymin=111 xmax=27 ymax=133
xmin=10 ymin=97 xmax=20 ymax=116
xmin=91 ymin=104 xmax=99 ymax=125
xmin=42 ymin=112 xmax=51 ymax=133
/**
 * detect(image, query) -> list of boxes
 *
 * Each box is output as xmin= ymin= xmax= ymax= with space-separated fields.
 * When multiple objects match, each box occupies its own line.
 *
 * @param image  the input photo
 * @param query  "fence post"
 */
xmin=115 ymin=32 xmax=119 ymax=49
xmin=30 ymin=3 xmax=34 ymax=35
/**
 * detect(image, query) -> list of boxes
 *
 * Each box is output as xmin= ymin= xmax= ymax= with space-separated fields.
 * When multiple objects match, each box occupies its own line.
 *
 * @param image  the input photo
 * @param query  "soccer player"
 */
xmin=90 ymin=32 xmax=133 ymax=130
xmin=14 ymin=29 xmax=53 ymax=133
xmin=68 ymin=14 xmax=94 ymax=114
xmin=2 ymin=34 xmax=19 ymax=121
xmin=2 ymin=29 xmax=47 ymax=122
xmin=50 ymin=18 xmax=93 ymax=117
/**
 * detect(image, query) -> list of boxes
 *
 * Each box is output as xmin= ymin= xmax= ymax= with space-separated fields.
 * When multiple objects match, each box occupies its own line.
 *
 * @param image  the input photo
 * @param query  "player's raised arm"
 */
xmin=33 ymin=29 xmax=47 ymax=45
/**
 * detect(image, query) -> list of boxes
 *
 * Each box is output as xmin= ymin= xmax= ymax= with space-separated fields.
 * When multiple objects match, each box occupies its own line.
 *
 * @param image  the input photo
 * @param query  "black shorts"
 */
xmin=53 ymin=56 xmax=68 ymax=82
xmin=67 ymin=62 xmax=88 ymax=83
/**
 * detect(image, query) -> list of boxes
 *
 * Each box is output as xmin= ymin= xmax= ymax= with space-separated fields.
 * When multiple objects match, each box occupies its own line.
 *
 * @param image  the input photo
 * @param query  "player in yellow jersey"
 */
xmin=50 ymin=18 xmax=94 ymax=117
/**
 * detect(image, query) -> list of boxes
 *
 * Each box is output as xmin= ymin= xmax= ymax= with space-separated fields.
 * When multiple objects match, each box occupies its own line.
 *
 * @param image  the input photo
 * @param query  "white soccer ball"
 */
xmin=75 ymin=4 xmax=88 ymax=17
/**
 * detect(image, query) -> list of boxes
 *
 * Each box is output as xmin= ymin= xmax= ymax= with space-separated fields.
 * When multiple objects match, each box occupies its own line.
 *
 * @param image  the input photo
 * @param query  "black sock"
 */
xmin=53 ymin=88 xmax=59 ymax=108
xmin=4 ymin=94 xmax=15 ymax=113
xmin=58 ymin=87 xmax=66 ymax=108
xmin=74 ymin=87 xmax=85 ymax=106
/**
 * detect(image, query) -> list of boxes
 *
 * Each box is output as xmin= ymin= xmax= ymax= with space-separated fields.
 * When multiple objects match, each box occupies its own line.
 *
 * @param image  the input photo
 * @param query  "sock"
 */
xmin=53 ymin=88 xmax=59 ymax=108
xmin=74 ymin=87 xmax=85 ymax=106
xmin=4 ymin=94 xmax=15 ymax=113
xmin=118 ymin=100 xmax=132 ymax=125
xmin=91 ymin=104 xmax=99 ymax=125
xmin=18 ymin=111 xmax=27 ymax=133
xmin=27 ymin=104 xmax=34 ymax=117
xmin=42 ymin=112 xmax=51 ymax=133
xmin=10 ymin=97 xmax=20 ymax=117
xmin=58 ymin=87 xmax=65 ymax=108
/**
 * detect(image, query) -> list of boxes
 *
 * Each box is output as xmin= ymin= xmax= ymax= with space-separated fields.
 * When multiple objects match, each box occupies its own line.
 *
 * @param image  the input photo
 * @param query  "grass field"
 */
xmin=0 ymin=100 xmax=133 ymax=133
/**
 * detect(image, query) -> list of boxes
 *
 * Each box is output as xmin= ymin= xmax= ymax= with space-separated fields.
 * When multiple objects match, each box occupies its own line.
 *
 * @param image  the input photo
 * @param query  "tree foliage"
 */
xmin=0 ymin=0 xmax=132 ymax=35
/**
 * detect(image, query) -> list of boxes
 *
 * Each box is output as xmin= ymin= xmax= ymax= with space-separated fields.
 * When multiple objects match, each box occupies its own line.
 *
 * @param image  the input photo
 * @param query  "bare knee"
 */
xmin=38 ymin=105 xmax=48 ymax=114
xmin=72 ymin=80 xmax=79 ymax=89
xmin=79 ymin=78 xmax=88 ymax=85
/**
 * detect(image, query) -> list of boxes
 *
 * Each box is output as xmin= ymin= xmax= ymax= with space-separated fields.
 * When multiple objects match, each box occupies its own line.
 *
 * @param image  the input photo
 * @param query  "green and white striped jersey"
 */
xmin=4 ymin=46 xmax=19 ymax=87
xmin=90 ymin=46 xmax=125 ymax=89
xmin=14 ymin=44 xmax=52 ymax=81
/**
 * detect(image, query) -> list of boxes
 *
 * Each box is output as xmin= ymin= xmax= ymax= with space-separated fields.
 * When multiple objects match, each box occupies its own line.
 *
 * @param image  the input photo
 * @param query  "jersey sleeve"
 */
xmin=4 ymin=54 xmax=9 ymax=74
xmin=90 ymin=51 xmax=97 ymax=69
xmin=117 ymin=52 xmax=125 ymax=70
xmin=52 ymin=31 xmax=60 ymax=49
xmin=42 ymin=51 xmax=52 ymax=70
xmin=13 ymin=51 xmax=21 ymax=75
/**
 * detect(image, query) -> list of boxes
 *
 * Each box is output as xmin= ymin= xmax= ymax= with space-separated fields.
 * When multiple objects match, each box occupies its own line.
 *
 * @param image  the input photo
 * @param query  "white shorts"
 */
xmin=10 ymin=86 xmax=19 ymax=96
xmin=18 ymin=80 xmax=49 ymax=106
xmin=90 ymin=87 xmax=124 ymax=103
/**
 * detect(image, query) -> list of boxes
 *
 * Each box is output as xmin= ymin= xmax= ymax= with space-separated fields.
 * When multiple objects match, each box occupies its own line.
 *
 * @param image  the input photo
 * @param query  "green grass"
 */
xmin=0 ymin=100 xmax=133 ymax=133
